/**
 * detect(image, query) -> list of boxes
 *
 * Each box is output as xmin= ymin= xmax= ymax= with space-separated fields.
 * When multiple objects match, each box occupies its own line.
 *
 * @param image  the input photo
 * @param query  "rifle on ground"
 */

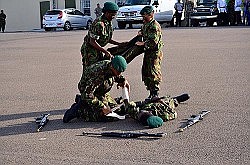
xmin=35 ymin=114 xmax=50 ymax=132
xmin=81 ymin=131 xmax=167 ymax=138
xmin=179 ymin=110 xmax=210 ymax=132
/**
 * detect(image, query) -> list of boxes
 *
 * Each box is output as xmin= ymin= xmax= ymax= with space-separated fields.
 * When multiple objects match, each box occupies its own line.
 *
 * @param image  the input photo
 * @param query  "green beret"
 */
xmin=102 ymin=2 xmax=119 ymax=12
xmin=140 ymin=6 xmax=154 ymax=15
xmin=147 ymin=116 xmax=163 ymax=128
xmin=111 ymin=55 xmax=127 ymax=73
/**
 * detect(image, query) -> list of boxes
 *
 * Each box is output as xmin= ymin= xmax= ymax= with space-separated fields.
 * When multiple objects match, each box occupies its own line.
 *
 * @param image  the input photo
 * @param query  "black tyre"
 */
xmin=118 ymin=22 xmax=126 ymax=29
xmin=207 ymin=20 xmax=214 ymax=26
xmin=170 ymin=17 xmax=175 ymax=27
xmin=191 ymin=20 xmax=199 ymax=27
xmin=44 ymin=27 xmax=52 ymax=31
xmin=64 ymin=21 xmax=71 ymax=31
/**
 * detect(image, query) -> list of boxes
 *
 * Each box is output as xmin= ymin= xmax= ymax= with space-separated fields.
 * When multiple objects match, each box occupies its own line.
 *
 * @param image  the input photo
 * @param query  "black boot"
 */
xmin=173 ymin=93 xmax=190 ymax=103
xmin=75 ymin=94 xmax=81 ymax=103
xmin=63 ymin=99 xmax=82 ymax=123
xmin=145 ymin=90 xmax=159 ymax=101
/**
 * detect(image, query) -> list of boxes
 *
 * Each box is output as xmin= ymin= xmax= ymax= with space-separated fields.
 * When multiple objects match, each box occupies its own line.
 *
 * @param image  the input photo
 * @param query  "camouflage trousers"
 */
xmin=108 ymin=36 xmax=163 ymax=91
xmin=78 ymin=78 xmax=119 ymax=122
xmin=77 ymin=95 xmax=178 ymax=122
xmin=78 ymin=92 xmax=120 ymax=122
xmin=128 ymin=96 xmax=178 ymax=122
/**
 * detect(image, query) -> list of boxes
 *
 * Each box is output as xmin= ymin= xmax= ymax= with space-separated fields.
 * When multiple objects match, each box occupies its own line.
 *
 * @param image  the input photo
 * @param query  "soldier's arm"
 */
xmin=115 ymin=76 xmax=130 ymax=92
xmin=143 ymin=25 xmax=161 ymax=50
xmin=88 ymin=22 xmax=113 ymax=58
xmin=89 ymin=38 xmax=112 ymax=58
xmin=109 ymin=39 xmax=120 ymax=45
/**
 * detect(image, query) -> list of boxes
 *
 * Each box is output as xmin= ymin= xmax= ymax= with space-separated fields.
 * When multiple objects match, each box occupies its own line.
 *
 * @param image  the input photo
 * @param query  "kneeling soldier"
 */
xmin=63 ymin=56 xmax=129 ymax=123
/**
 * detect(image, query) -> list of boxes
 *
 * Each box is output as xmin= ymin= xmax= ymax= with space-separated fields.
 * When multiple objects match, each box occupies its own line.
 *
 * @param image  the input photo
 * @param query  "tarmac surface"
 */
xmin=0 ymin=27 xmax=249 ymax=165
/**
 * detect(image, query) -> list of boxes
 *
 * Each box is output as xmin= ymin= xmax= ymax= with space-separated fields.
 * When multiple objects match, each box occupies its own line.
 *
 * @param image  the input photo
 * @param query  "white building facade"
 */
xmin=0 ymin=0 xmax=122 ymax=31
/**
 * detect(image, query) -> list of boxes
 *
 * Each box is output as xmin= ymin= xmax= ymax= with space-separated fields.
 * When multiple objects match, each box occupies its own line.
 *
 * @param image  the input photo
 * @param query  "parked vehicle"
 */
xmin=116 ymin=0 xmax=177 ymax=29
xmin=43 ymin=9 xmax=92 ymax=31
xmin=190 ymin=0 xmax=220 ymax=26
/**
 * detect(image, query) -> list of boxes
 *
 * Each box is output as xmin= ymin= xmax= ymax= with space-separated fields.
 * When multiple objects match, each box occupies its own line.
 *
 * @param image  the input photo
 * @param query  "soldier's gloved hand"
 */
xmin=102 ymin=105 xmax=112 ymax=115
xmin=117 ymin=80 xmax=130 ymax=92
xmin=135 ymin=41 xmax=145 ymax=46
xmin=104 ymin=51 xmax=113 ymax=60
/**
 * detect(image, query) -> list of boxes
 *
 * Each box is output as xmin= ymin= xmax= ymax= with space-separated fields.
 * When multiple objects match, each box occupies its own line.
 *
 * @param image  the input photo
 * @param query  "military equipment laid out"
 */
xmin=35 ymin=114 xmax=50 ymax=132
xmin=179 ymin=110 xmax=210 ymax=132
xmin=81 ymin=131 xmax=167 ymax=138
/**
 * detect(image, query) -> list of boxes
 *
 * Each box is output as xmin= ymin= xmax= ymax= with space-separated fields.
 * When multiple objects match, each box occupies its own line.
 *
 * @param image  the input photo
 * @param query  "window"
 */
xmin=46 ymin=10 xmax=61 ymax=15
xmin=75 ymin=10 xmax=85 ymax=16
xmin=65 ymin=0 xmax=76 ymax=8
xmin=67 ymin=10 xmax=75 ymax=15
xmin=80 ymin=0 xmax=90 ymax=16
xmin=125 ymin=0 xmax=151 ymax=5
xmin=52 ymin=0 xmax=58 ymax=9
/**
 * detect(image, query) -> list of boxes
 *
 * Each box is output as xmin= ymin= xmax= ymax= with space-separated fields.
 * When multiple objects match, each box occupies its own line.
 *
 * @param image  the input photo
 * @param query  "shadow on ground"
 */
xmin=0 ymin=109 xmax=145 ymax=137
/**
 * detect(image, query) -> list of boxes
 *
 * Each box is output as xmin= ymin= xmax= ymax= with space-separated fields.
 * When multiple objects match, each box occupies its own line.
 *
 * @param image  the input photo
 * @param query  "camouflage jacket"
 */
xmin=78 ymin=60 xmax=124 ymax=108
xmin=80 ymin=15 xmax=113 ymax=69
xmin=83 ymin=15 xmax=113 ymax=47
xmin=140 ymin=19 xmax=164 ymax=51
xmin=128 ymin=96 xmax=178 ymax=122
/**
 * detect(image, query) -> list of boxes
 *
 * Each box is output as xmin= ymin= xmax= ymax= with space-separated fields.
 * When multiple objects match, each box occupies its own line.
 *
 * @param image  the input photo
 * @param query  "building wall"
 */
xmin=0 ymin=0 xmax=118 ymax=31
xmin=0 ymin=0 xmax=53 ymax=31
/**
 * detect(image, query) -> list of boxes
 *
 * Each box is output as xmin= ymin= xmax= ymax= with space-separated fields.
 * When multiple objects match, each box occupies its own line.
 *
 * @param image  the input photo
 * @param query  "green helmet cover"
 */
xmin=111 ymin=55 xmax=127 ymax=72
xmin=147 ymin=116 xmax=163 ymax=128
xmin=140 ymin=6 xmax=154 ymax=15
xmin=102 ymin=2 xmax=119 ymax=12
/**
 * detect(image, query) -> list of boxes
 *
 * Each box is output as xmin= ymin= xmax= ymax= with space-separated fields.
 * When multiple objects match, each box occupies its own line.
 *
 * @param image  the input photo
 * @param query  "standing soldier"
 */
xmin=108 ymin=6 xmax=164 ymax=100
xmin=174 ymin=0 xmax=184 ymax=27
xmin=94 ymin=3 xmax=102 ymax=18
xmin=80 ymin=2 xmax=125 ymax=71
xmin=134 ymin=6 xmax=164 ymax=99
xmin=217 ymin=0 xmax=228 ymax=25
xmin=0 ymin=10 xmax=6 ymax=33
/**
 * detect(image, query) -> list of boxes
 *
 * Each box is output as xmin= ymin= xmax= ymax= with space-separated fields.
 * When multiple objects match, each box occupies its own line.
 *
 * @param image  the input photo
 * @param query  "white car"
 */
xmin=43 ymin=9 xmax=92 ymax=31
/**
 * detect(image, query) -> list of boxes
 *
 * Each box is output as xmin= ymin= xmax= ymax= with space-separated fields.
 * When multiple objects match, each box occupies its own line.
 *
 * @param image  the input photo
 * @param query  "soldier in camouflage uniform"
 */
xmin=108 ymin=6 xmax=164 ymax=99
xmin=127 ymin=94 xmax=189 ymax=128
xmin=94 ymin=3 xmax=102 ymax=18
xmin=63 ymin=56 xmax=129 ymax=123
xmin=80 ymin=2 xmax=126 ymax=71
xmin=138 ymin=6 xmax=164 ymax=99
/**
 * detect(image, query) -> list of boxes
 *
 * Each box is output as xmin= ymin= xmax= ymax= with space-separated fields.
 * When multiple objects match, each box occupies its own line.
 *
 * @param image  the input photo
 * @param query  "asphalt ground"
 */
xmin=0 ymin=27 xmax=249 ymax=165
